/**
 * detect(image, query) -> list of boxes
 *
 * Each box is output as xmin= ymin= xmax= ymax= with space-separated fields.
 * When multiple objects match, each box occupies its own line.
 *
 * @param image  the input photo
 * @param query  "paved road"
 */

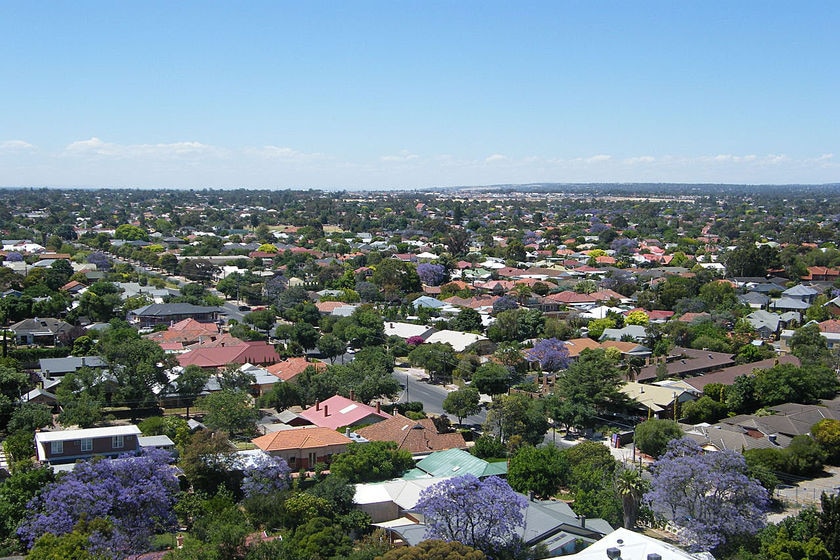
xmin=392 ymin=367 xmax=487 ymax=428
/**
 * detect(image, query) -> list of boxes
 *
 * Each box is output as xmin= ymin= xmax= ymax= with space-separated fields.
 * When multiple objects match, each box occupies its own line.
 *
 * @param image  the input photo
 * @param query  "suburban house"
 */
xmin=10 ymin=317 xmax=76 ymax=346
xmin=251 ymin=426 xmax=351 ymax=470
xmin=298 ymin=394 xmax=390 ymax=431
xmin=35 ymin=425 xmax=142 ymax=465
xmin=558 ymin=527 xmax=705 ymax=560
xmin=376 ymin=489 xmax=612 ymax=557
xmin=265 ymin=357 xmax=327 ymax=383
xmin=144 ymin=318 xmax=221 ymax=346
xmin=127 ymin=303 xmax=221 ymax=328
xmin=636 ymin=347 xmax=735 ymax=382
xmin=620 ymin=382 xmax=696 ymax=420
xmin=176 ymin=340 xmax=282 ymax=369
xmin=39 ymin=355 xmax=106 ymax=378
xmin=355 ymin=413 xmax=467 ymax=456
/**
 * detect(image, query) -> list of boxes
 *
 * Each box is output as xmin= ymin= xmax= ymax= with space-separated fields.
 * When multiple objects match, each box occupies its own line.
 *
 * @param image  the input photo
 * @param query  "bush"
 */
xmin=634 ymin=419 xmax=683 ymax=458
xmin=471 ymin=436 xmax=506 ymax=459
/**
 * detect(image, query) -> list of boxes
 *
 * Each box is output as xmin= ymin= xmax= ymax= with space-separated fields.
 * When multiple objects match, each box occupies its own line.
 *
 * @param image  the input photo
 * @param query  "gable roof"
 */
xmin=406 ymin=448 xmax=507 ymax=478
xmin=298 ymin=394 xmax=390 ymax=430
xmin=356 ymin=413 xmax=467 ymax=455
xmin=176 ymin=341 xmax=281 ymax=368
xmin=265 ymin=357 xmax=326 ymax=382
xmin=251 ymin=426 xmax=351 ymax=452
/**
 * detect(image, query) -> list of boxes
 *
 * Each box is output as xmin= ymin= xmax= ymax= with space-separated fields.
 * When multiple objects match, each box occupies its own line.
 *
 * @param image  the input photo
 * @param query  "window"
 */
xmin=112 ymin=435 xmax=124 ymax=449
xmin=81 ymin=438 xmax=93 ymax=452
xmin=308 ymin=452 xmax=317 ymax=467
xmin=51 ymin=441 xmax=63 ymax=454
xmin=289 ymin=456 xmax=296 ymax=466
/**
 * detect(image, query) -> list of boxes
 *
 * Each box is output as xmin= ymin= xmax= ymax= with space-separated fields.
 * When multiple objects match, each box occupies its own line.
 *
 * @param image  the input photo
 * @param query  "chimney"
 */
xmin=350 ymin=389 xmax=355 ymax=401
xmin=578 ymin=515 xmax=586 ymax=528
xmin=647 ymin=555 xmax=662 ymax=560
xmin=606 ymin=547 xmax=621 ymax=559
xmin=315 ymin=400 xmax=320 ymax=411
xmin=528 ymin=490 xmax=535 ymax=502
xmin=769 ymin=434 xmax=778 ymax=444
xmin=345 ymin=427 xmax=351 ymax=437
xmin=376 ymin=402 xmax=381 ymax=414
xmin=323 ymin=405 xmax=329 ymax=416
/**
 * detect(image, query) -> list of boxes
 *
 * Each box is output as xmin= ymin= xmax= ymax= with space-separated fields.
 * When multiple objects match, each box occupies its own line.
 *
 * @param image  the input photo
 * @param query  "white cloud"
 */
xmin=245 ymin=145 xmax=325 ymax=161
xmin=64 ymin=137 xmax=226 ymax=159
xmin=380 ymin=150 xmax=420 ymax=163
xmin=0 ymin=140 xmax=36 ymax=151
xmin=485 ymin=154 xmax=508 ymax=163
xmin=623 ymin=156 xmax=655 ymax=165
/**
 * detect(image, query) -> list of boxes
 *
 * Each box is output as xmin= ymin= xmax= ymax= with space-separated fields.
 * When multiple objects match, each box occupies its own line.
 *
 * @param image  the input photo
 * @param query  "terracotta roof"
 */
xmin=266 ymin=357 xmax=326 ymax=382
xmin=177 ymin=341 xmax=281 ymax=368
xmin=563 ymin=337 xmax=603 ymax=358
xmin=356 ymin=413 xmax=467 ymax=454
xmin=146 ymin=318 xmax=220 ymax=344
xmin=252 ymin=426 xmax=351 ymax=452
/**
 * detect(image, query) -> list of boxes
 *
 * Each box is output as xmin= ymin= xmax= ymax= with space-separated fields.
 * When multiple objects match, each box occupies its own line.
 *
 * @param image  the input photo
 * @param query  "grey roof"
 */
xmin=782 ymin=284 xmax=819 ymax=298
xmin=770 ymin=297 xmax=810 ymax=310
xmin=599 ymin=324 xmax=647 ymax=342
xmin=40 ymin=356 xmax=106 ymax=375
xmin=131 ymin=303 xmax=221 ymax=317
xmin=738 ymin=292 xmax=770 ymax=306
xmin=10 ymin=317 xmax=72 ymax=335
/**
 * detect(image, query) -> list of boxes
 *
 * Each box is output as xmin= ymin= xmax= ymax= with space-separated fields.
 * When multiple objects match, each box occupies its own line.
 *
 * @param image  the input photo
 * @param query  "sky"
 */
xmin=1 ymin=2 xmax=838 ymax=190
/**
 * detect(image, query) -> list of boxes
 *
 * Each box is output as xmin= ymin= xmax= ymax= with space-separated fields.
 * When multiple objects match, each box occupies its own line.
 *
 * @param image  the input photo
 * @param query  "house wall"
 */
xmin=267 ymin=442 xmax=348 ymax=470
xmin=43 ymin=434 xmax=140 ymax=464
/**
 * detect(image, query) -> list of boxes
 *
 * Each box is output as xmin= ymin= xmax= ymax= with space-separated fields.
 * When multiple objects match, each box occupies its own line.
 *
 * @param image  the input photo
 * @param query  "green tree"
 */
xmin=556 ymin=349 xmax=628 ymax=416
xmin=443 ymin=387 xmax=481 ymax=426
xmin=614 ymin=467 xmax=647 ymax=529
xmin=244 ymin=309 xmax=276 ymax=335
xmin=175 ymin=365 xmax=211 ymax=419
xmin=812 ymin=418 xmax=840 ymax=465
xmin=329 ymin=441 xmax=413 ymax=483
xmin=634 ymin=418 xmax=683 ymax=458
xmin=408 ymin=343 xmax=457 ymax=384
xmin=507 ymin=445 xmax=569 ymax=498
xmin=0 ymin=463 xmax=54 ymax=548
xmin=317 ymin=334 xmax=346 ymax=364
xmin=470 ymin=362 xmax=513 ymax=396
xmin=483 ymin=393 xmax=548 ymax=446
xmin=195 ymin=389 xmax=259 ymax=437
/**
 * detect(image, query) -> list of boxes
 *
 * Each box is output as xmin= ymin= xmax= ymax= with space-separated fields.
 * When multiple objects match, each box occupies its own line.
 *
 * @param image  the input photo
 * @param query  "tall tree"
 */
xmin=414 ymin=475 xmax=527 ymax=558
xmin=443 ymin=387 xmax=481 ymax=426
xmin=18 ymin=449 xmax=179 ymax=557
xmin=644 ymin=437 xmax=768 ymax=552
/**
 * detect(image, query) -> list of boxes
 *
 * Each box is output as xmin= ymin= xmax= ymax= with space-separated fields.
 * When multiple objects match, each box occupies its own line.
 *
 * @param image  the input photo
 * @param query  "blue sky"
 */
xmin=1 ymin=2 xmax=838 ymax=189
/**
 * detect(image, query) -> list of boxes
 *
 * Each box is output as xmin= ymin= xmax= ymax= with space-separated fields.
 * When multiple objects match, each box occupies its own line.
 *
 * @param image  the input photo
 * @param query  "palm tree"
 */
xmin=614 ymin=467 xmax=647 ymax=529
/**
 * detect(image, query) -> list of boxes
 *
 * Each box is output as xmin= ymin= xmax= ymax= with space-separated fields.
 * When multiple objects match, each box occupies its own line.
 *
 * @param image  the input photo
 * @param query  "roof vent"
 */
xmin=606 ymin=548 xmax=622 ymax=559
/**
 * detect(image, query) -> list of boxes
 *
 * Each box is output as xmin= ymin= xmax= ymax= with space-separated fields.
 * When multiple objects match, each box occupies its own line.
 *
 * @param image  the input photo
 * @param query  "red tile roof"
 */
xmin=356 ymin=413 xmax=467 ymax=454
xmin=252 ymin=426 xmax=351 ymax=452
xmin=266 ymin=357 xmax=326 ymax=382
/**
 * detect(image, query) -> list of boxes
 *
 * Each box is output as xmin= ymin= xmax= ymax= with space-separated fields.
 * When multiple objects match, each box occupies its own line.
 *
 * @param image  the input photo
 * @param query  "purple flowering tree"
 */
xmin=406 ymin=335 xmax=425 ymax=347
xmin=417 ymin=263 xmax=447 ymax=286
xmin=644 ymin=438 xmax=769 ymax=552
xmin=414 ymin=474 xmax=527 ymax=557
xmin=240 ymin=453 xmax=291 ymax=499
xmin=526 ymin=338 xmax=570 ymax=372
xmin=18 ymin=448 xmax=179 ymax=557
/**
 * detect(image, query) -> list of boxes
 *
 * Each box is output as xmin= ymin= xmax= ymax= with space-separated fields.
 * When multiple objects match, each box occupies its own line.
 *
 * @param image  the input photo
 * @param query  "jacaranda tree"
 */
xmin=18 ymin=448 xmax=179 ymax=558
xmin=526 ymin=338 xmax=570 ymax=372
xmin=414 ymin=475 xmax=528 ymax=558
xmin=644 ymin=437 xmax=769 ymax=552
xmin=240 ymin=454 xmax=291 ymax=499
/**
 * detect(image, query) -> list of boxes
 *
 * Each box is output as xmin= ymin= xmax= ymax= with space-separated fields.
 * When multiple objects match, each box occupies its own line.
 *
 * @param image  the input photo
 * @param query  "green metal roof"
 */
xmin=408 ymin=448 xmax=507 ymax=479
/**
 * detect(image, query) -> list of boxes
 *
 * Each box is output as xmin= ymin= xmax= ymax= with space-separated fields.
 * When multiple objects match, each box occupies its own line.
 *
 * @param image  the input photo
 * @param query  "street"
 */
xmin=392 ymin=367 xmax=487 ymax=428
